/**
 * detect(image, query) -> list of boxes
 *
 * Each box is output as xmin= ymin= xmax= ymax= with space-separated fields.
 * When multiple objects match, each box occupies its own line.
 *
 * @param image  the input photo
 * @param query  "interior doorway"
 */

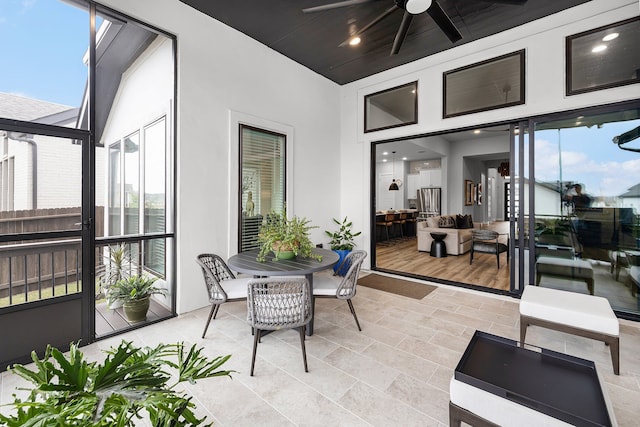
xmin=371 ymin=124 xmax=515 ymax=293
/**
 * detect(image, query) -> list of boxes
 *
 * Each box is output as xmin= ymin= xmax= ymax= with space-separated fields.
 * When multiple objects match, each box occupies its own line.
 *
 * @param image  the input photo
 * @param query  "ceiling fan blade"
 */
xmin=427 ymin=0 xmax=462 ymax=43
xmin=302 ymin=0 xmax=375 ymax=14
xmin=391 ymin=11 xmax=413 ymax=55
xmin=339 ymin=4 xmax=399 ymax=46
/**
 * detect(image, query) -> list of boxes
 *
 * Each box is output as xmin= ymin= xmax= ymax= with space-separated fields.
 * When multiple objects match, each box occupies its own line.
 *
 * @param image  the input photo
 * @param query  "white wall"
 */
xmin=340 ymin=0 xmax=640 ymax=267
xmin=99 ymin=0 xmax=342 ymax=314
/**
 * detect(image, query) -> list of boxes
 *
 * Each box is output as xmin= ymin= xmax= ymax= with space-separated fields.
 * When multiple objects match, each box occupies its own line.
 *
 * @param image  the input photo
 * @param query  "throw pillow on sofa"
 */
xmin=456 ymin=214 xmax=473 ymax=229
xmin=438 ymin=215 xmax=456 ymax=228
xmin=426 ymin=216 xmax=440 ymax=228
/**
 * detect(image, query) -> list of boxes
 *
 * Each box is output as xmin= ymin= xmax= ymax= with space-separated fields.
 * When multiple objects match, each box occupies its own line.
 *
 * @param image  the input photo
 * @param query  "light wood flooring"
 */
xmin=375 ymin=236 xmax=510 ymax=291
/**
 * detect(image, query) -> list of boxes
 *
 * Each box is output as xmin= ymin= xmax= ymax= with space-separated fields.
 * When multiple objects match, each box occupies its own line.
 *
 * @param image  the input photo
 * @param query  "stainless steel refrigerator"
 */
xmin=417 ymin=187 xmax=441 ymax=217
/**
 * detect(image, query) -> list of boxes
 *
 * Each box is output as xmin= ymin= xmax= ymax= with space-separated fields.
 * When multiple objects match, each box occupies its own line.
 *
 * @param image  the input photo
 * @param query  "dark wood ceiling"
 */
xmin=179 ymin=0 xmax=591 ymax=85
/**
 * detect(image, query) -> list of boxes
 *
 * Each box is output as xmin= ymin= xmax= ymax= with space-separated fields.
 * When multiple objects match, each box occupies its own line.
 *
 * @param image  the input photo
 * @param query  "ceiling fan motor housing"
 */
xmin=400 ymin=0 xmax=432 ymax=14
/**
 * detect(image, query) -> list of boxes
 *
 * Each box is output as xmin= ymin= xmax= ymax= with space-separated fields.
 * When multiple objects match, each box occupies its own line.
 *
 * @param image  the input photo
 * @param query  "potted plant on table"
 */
xmin=325 ymin=216 xmax=361 ymax=275
xmin=107 ymin=274 xmax=167 ymax=322
xmin=257 ymin=207 xmax=322 ymax=262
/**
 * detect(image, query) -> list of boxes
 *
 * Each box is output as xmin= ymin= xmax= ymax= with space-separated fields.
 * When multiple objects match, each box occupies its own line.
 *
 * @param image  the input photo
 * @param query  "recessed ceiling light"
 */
xmin=382 ymin=159 xmax=387 ymax=162
xmin=576 ymin=121 xmax=582 ymax=125
xmin=473 ymin=130 xmax=481 ymax=134
xmin=602 ymin=33 xmax=618 ymax=42
xmin=411 ymin=89 xmax=416 ymax=94
xmin=402 ymin=157 xmax=407 ymax=160
xmin=349 ymin=36 xmax=361 ymax=46
xmin=577 ymin=115 xmax=584 ymax=119
xmin=592 ymin=44 xmax=607 ymax=53
xmin=383 ymin=151 xmax=389 ymax=155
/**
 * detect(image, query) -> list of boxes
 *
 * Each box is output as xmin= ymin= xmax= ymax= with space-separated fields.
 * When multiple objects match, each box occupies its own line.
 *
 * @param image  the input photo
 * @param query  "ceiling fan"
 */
xmin=303 ymin=0 xmax=527 ymax=56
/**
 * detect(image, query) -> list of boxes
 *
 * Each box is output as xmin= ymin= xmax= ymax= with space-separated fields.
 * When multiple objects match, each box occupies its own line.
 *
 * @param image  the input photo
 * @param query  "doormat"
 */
xmin=357 ymin=274 xmax=437 ymax=300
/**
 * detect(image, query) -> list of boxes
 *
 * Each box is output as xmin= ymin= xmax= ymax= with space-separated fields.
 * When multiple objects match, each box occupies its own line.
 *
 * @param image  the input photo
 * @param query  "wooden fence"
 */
xmin=0 ymin=207 xmax=104 ymax=301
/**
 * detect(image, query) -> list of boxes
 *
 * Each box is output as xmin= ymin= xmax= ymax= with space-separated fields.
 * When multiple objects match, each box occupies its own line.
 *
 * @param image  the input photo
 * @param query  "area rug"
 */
xmin=357 ymin=274 xmax=437 ymax=300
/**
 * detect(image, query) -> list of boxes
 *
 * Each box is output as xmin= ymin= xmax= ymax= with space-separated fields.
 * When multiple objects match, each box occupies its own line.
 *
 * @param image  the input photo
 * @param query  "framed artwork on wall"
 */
xmin=443 ymin=50 xmax=525 ymax=118
xmin=476 ymin=183 xmax=483 ymax=205
xmin=365 ymin=81 xmax=418 ymax=133
xmin=465 ymin=180 xmax=474 ymax=206
xmin=566 ymin=16 xmax=640 ymax=95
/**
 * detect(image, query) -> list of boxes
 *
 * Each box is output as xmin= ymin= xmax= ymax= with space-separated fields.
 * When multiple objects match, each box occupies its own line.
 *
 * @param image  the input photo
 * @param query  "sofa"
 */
xmin=417 ymin=214 xmax=476 ymax=255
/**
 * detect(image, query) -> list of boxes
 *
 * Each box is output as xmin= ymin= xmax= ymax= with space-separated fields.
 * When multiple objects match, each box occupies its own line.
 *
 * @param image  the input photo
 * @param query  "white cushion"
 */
xmin=219 ymin=277 xmax=251 ymax=299
xmin=450 ymin=378 xmax=572 ymax=427
xmin=520 ymin=286 xmax=619 ymax=336
xmin=312 ymin=276 xmax=340 ymax=296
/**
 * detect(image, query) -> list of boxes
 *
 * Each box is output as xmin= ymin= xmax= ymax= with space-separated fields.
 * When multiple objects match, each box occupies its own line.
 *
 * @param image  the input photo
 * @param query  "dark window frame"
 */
xmin=566 ymin=16 xmax=640 ymax=96
xmin=443 ymin=50 xmax=526 ymax=119
xmin=364 ymin=81 xmax=418 ymax=133
xmin=238 ymin=124 xmax=287 ymax=253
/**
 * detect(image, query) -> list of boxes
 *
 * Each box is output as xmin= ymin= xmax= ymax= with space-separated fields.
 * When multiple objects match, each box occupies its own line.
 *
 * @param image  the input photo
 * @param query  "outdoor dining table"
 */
xmin=227 ymin=247 xmax=339 ymax=336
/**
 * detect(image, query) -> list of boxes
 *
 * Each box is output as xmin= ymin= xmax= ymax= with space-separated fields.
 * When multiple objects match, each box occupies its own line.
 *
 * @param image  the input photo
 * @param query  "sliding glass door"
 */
xmin=532 ymin=101 xmax=640 ymax=316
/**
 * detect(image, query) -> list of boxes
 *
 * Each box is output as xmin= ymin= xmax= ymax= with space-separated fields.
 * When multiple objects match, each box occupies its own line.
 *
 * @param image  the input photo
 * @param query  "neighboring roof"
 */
xmin=0 ymin=92 xmax=74 ymax=122
xmin=619 ymin=183 xmax=640 ymax=198
xmin=536 ymin=181 xmax=563 ymax=194
xmin=76 ymin=20 xmax=157 ymax=143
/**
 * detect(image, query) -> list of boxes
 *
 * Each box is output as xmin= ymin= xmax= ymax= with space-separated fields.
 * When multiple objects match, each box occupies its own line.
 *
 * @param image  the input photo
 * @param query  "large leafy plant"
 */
xmin=256 ymin=207 xmax=321 ymax=262
xmin=0 ymin=341 xmax=233 ymax=426
xmin=324 ymin=216 xmax=361 ymax=250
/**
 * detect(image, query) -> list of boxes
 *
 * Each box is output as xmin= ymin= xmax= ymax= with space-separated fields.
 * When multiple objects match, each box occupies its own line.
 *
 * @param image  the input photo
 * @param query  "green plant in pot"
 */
xmin=257 ymin=207 xmax=321 ymax=262
xmin=325 ymin=216 xmax=361 ymax=275
xmin=107 ymin=274 xmax=167 ymax=322
xmin=96 ymin=244 xmax=131 ymax=309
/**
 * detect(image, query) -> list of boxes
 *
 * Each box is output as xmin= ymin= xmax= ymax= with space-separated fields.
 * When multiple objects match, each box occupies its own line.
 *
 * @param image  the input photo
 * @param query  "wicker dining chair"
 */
xmin=196 ymin=253 xmax=250 ymax=338
xmin=247 ymin=277 xmax=312 ymax=376
xmin=313 ymin=250 xmax=367 ymax=331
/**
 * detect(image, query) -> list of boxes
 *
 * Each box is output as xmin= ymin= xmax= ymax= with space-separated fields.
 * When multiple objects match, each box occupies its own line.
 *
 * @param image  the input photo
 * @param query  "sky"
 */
xmin=534 ymin=120 xmax=640 ymax=199
xmin=0 ymin=0 xmax=89 ymax=107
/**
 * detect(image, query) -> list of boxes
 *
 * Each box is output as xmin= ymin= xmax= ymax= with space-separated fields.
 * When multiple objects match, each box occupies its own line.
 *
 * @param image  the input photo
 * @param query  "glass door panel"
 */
xmin=0 ymin=132 xmax=82 ymax=233
xmin=371 ymin=127 xmax=512 ymax=293
xmin=533 ymin=105 xmax=640 ymax=315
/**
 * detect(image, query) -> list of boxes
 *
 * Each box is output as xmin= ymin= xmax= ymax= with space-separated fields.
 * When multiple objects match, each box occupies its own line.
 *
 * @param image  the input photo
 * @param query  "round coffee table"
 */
xmin=430 ymin=232 xmax=448 ymax=258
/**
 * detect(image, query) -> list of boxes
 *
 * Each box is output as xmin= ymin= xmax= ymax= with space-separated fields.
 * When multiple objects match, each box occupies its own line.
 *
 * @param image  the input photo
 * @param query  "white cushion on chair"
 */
xmin=450 ymin=378 xmax=571 ymax=427
xmin=220 ymin=277 xmax=251 ymax=299
xmin=312 ymin=275 xmax=340 ymax=296
xmin=520 ymin=286 xmax=619 ymax=336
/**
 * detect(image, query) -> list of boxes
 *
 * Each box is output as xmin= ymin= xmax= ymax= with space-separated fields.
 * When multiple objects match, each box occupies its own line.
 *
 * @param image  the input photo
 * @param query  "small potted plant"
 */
xmin=107 ymin=274 xmax=167 ymax=322
xmin=257 ymin=207 xmax=321 ymax=262
xmin=325 ymin=216 xmax=361 ymax=274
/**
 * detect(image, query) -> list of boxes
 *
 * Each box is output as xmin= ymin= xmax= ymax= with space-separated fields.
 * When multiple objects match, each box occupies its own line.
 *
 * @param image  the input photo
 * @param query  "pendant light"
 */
xmin=389 ymin=151 xmax=400 ymax=191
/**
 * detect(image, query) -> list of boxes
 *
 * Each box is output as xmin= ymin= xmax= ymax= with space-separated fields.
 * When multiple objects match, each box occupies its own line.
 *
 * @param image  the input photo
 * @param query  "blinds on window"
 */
xmin=240 ymin=125 xmax=286 ymax=252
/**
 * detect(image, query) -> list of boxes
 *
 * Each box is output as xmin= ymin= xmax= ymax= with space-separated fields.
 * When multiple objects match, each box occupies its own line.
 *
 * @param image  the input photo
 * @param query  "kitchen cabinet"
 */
xmin=419 ymin=169 xmax=442 ymax=187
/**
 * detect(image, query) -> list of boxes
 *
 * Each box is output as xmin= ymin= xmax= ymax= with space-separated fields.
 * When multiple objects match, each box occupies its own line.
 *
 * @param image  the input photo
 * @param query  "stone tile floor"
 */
xmin=2 ymin=272 xmax=639 ymax=426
